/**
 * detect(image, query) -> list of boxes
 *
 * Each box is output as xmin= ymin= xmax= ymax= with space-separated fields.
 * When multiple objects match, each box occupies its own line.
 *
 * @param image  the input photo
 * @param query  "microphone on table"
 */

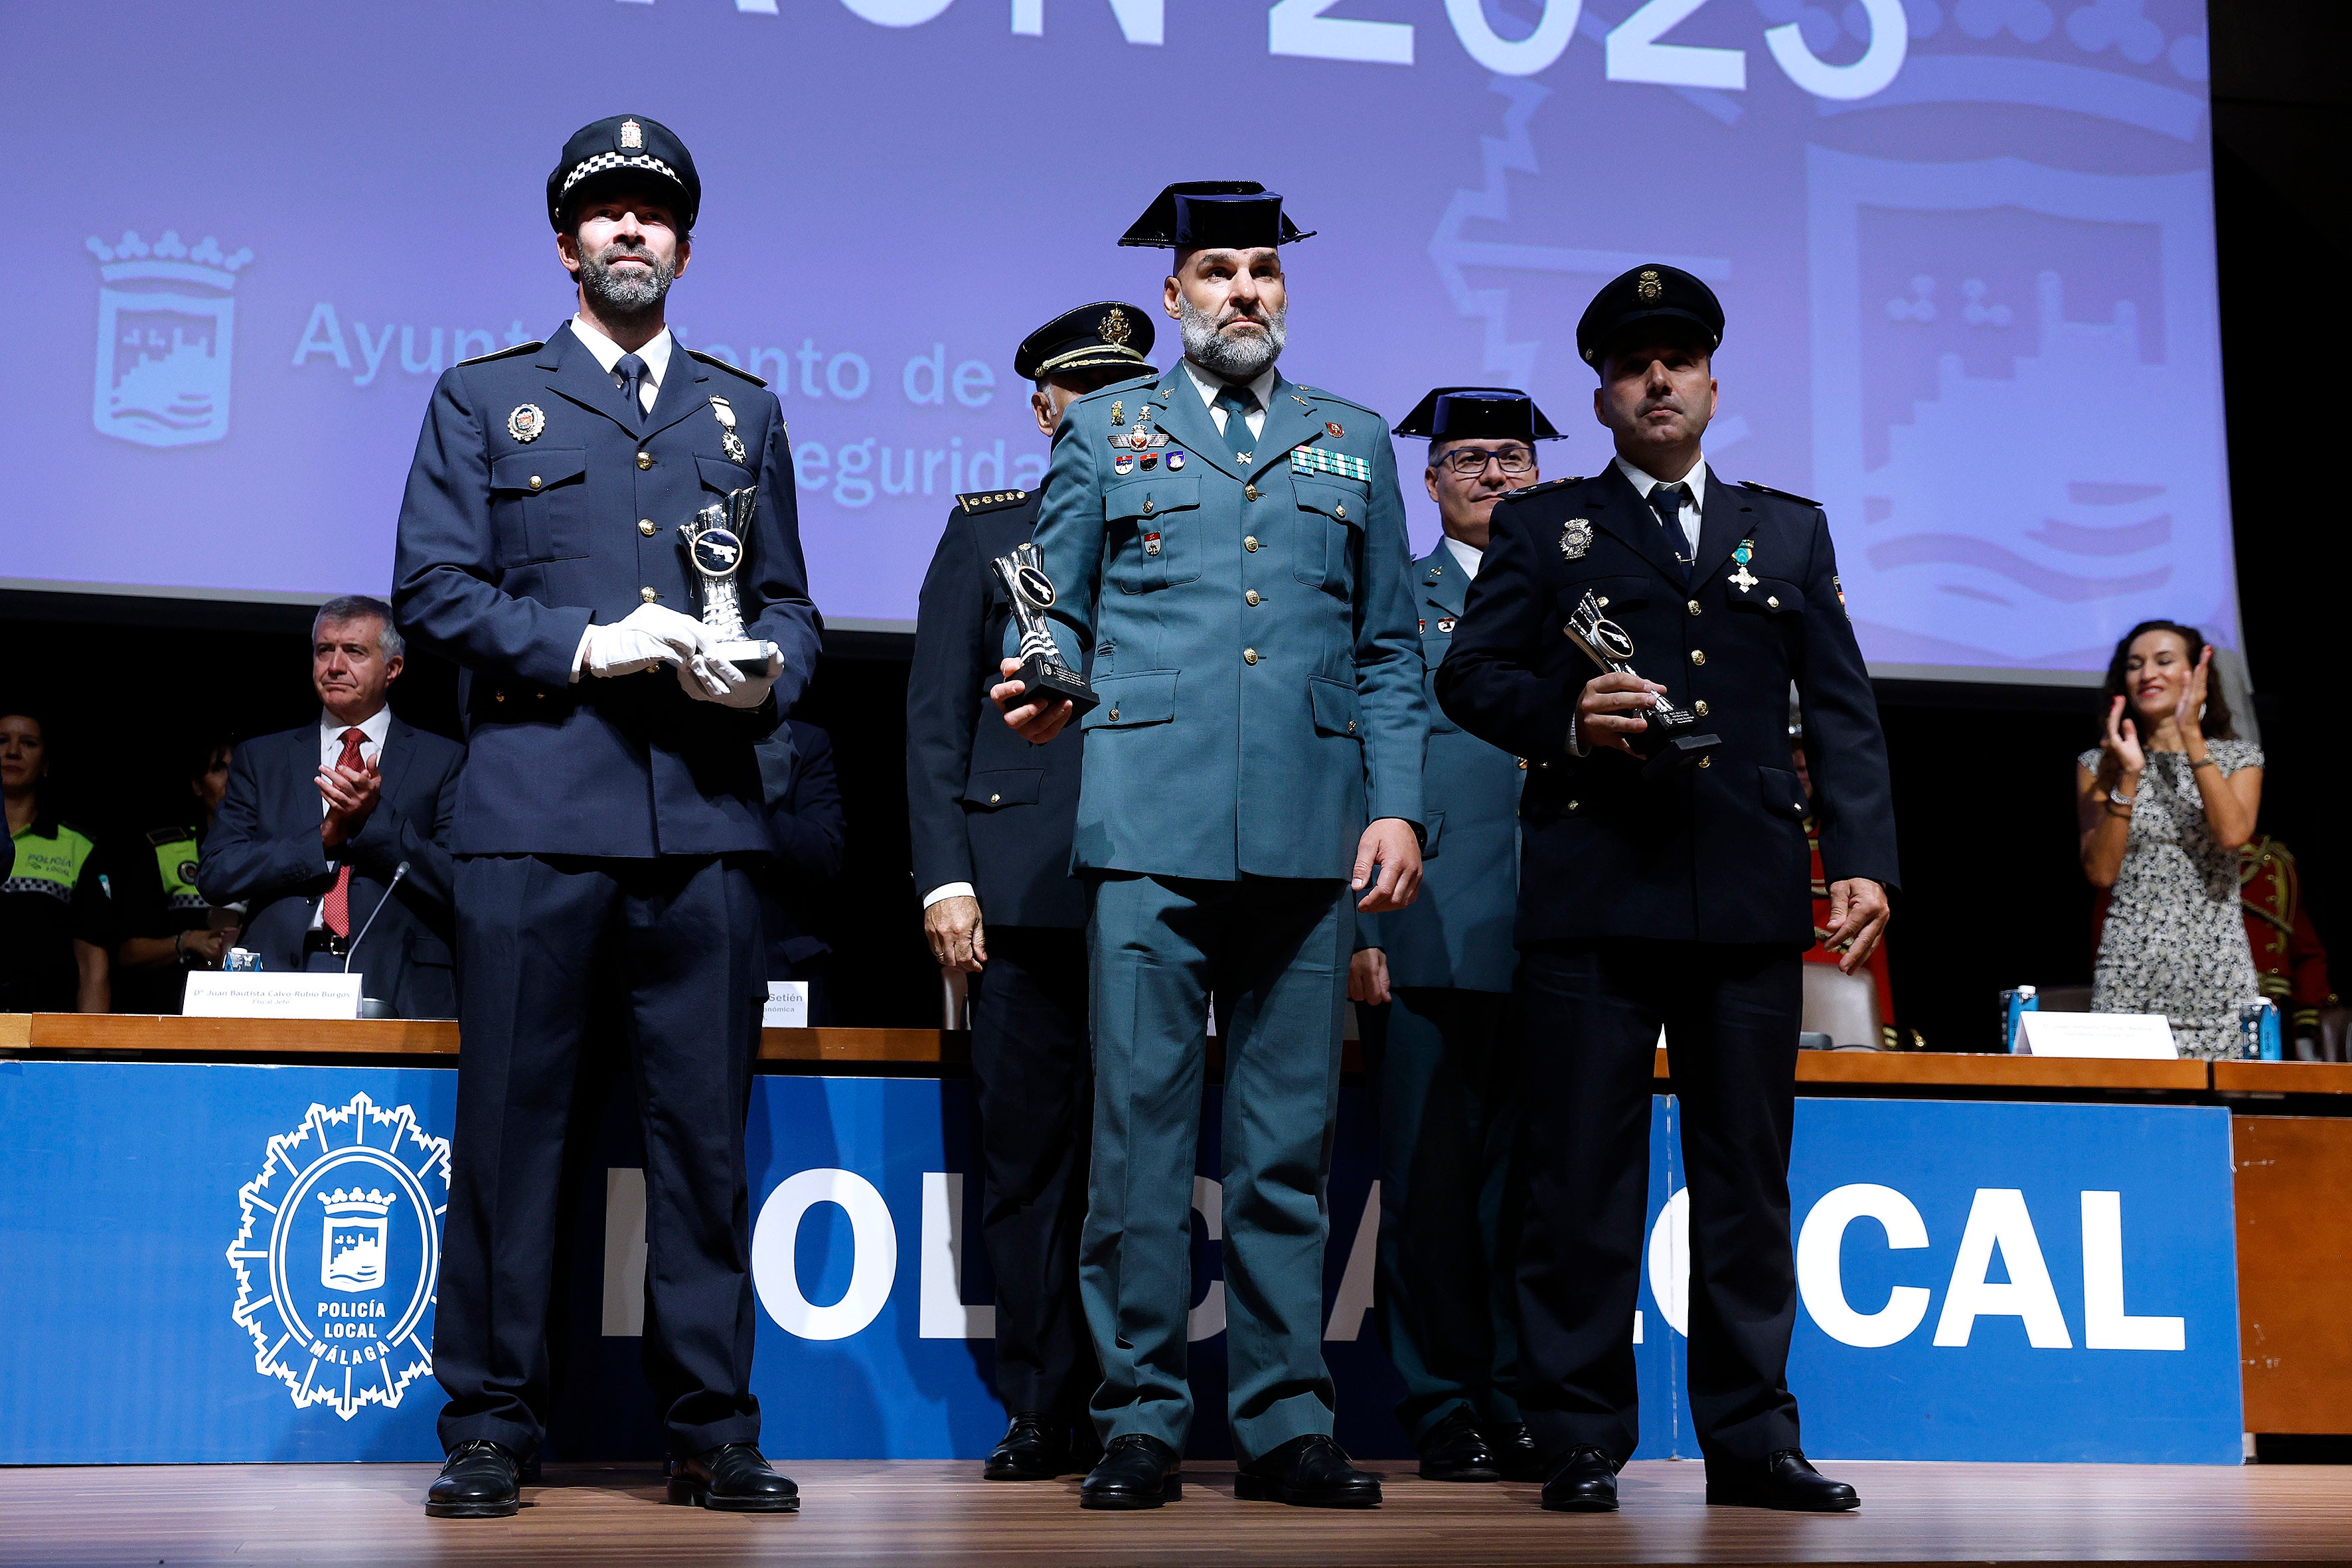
xmin=346 ymin=860 xmax=412 ymax=974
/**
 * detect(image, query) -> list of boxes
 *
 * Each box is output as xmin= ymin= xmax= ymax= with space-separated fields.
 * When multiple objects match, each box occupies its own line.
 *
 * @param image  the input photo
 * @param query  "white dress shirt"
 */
xmin=309 ymin=706 xmax=392 ymax=928
xmin=570 ymin=313 xmax=673 ymax=415
xmin=1442 ymin=535 xmax=1484 ymax=580
xmin=1181 ymin=358 xmax=1278 ymax=441
xmin=1612 ymin=451 xmax=1708 ymax=560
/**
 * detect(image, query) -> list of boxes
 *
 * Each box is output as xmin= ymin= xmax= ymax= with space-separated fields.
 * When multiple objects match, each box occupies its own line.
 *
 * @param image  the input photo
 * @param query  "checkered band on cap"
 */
xmin=560 ymin=151 xmax=686 ymax=204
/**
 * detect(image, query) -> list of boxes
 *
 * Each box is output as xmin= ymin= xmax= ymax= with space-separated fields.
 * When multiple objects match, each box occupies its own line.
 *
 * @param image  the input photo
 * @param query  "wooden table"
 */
xmin=9 ymin=1015 xmax=2352 ymax=1437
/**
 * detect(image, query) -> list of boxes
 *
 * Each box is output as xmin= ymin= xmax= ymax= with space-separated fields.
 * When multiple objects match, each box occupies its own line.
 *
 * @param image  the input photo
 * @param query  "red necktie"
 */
xmin=321 ymin=728 xmax=366 ymax=937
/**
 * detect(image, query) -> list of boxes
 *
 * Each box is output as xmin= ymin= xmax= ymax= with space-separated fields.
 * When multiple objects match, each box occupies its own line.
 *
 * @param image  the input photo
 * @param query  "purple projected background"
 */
xmin=5 ymin=0 xmax=2231 ymax=675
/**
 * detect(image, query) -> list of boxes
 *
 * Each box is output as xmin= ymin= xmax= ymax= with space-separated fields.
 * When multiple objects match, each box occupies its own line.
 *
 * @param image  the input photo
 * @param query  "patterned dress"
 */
xmin=2078 ymin=740 xmax=2264 ymax=1059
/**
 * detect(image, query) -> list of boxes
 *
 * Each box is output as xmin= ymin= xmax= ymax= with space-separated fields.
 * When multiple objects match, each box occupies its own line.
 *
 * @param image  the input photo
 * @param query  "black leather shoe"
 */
xmin=1484 ymin=1421 xmax=1547 ymax=1482
xmin=984 ymin=1412 xmax=1069 ymax=1480
xmin=1079 ymin=1434 xmax=1182 ymax=1510
xmin=1540 ymin=1446 xmax=1620 ymax=1513
xmin=1236 ymin=1435 xmax=1382 ymax=1508
xmin=1705 ymin=1449 xmax=1859 ymax=1512
xmin=1417 ymin=1408 xmax=1500 ymax=1482
xmin=667 ymin=1444 xmax=801 ymax=1513
xmin=425 ymin=1439 xmax=520 ymax=1519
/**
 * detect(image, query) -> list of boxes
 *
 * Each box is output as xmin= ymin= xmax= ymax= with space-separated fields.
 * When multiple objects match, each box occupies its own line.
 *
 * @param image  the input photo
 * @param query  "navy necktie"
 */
xmin=1212 ymin=384 xmax=1260 ymax=469
xmin=615 ymin=352 xmax=649 ymax=428
xmin=1648 ymin=481 xmax=1693 ymax=580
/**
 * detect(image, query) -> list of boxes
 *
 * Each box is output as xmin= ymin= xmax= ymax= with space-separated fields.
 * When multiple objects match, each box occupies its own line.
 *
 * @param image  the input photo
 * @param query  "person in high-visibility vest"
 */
xmin=1 ymin=712 xmax=112 ymax=1012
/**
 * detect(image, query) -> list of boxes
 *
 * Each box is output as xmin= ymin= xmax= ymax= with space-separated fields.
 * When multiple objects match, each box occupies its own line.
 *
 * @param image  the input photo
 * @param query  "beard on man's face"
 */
xmin=578 ymin=240 xmax=675 ymax=316
xmin=1177 ymin=291 xmax=1285 ymax=381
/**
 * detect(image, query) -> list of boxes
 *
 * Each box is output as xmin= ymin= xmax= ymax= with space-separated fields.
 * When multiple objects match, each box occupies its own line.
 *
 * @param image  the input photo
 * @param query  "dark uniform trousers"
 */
xmin=1360 ymin=986 xmax=1526 ymax=1443
xmin=966 ymin=927 xmax=1095 ymax=1420
xmin=1082 ymin=872 xmax=1350 ymax=1457
xmin=1517 ymin=939 xmax=1802 ymax=1468
xmin=436 ymin=852 xmax=766 ymax=1460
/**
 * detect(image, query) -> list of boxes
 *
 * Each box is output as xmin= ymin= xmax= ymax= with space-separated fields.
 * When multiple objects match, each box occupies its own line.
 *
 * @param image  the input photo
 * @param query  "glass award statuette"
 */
xmin=1563 ymin=589 xmax=1720 ymax=779
xmin=678 ymin=485 xmax=781 ymax=677
xmin=991 ymin=541 xmax=1098 ymax=717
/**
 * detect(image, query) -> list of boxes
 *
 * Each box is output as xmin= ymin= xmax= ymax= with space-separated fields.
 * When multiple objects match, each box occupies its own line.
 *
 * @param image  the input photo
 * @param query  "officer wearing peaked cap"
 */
xmin=393 ymin=113 xmax=816 ymax=1520
xmin=1435 ymin=266 xmax=1895 ymax=1514
xmin=996 ymin=183 xmax=1427 ymax=1511
xmin=1350 ymin=387 xmax=1563 ymax=1485
xmin=907 ymin=299 xmax=1155 ymax=1482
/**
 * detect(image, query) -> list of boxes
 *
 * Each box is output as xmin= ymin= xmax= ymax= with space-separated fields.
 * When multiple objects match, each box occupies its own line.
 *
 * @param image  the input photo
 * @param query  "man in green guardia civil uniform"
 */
xmin=995 ymin=182 xmax=1429 ymax=1512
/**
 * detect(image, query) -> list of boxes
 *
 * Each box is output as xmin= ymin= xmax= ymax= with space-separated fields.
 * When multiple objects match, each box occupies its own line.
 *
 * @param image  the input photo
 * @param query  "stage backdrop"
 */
xmin=0 ymin=1060 xmax=2241 ymax=1464
xmin=4 ymin=0 xmax=2229 ymax=679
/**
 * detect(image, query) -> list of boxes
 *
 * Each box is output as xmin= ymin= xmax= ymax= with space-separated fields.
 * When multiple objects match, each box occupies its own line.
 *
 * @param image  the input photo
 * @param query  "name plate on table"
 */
xmin=182 ymin=972 xmax=362 ymax=1020
xmin=2016 ymin=1010 xmax=2177 ymax=1059
xmin=763 ymin=980 xmax=810 ymax=1030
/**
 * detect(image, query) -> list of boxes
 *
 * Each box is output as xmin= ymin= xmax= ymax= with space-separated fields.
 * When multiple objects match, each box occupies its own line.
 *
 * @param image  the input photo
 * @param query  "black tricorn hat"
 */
xmin=1014 ymin=301 xmax=1157 ymax=382
xmin=1394 ymin=387 xmax=1562 ymax=444
xmin=1119 ymin=181 xmax=1314 ymax=250
xmin=1575 ymin=264 xmax=1723 ymax=370
xmin=547 ymin=114 xmax=700 ymax=232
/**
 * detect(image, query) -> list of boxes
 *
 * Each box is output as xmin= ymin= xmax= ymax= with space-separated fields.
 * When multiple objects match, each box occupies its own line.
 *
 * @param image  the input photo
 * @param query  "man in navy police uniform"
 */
xmin=1436 ymin=266 xmax=1895 ymax=1514
xmin=907 ymin=301 xmax=1157 ymax=1482
xmin=1350 ymin=388 xmax=1561 ymax=1484
xmin=998 ymin=183 xmax=1427 ymax=1512
xmin=392 ymin=114 xmax=819 ymax=1520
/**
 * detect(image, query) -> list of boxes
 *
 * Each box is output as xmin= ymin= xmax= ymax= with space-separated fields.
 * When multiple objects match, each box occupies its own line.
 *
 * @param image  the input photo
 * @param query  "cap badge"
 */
xmin=1325 ymin=422 xmax=1344 ymax=439
xmin=619 ymin=119 xmax=643 ymax=151
xmin=1560 ymin=516 xmax=1593 ymax=560
xmin=1099 ymin=307 xmax=1131 ymax=348
xmin=507 ymin=404 xmax=546 ymax=443
xmin=1109 ymin=400 xmax=1124 ymax=426
xmin=1637 ymin=268 xmax=1662 ymax=301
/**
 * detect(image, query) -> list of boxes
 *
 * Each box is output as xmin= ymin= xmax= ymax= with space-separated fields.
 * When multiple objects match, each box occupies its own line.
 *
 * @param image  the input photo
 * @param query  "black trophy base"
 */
xmin=1014 ymin=653 xmax=1099 ymax=717
xmin=1636 ymin=728 xmax=1721 ymax=780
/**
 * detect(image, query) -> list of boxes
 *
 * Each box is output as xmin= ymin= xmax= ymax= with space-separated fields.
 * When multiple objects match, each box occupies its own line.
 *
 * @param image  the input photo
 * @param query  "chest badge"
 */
xmin=506 ymin=404 xmax=546 ymax=443
xmin=1110 ymin=400 xmax=1125 ymax=426
xmin=1142 ymin=530 xmax=1162 ymax=556
xmin=1437 ymin=617 xmax=1456 ymax=633
xmin=708 ymin=395 xmax=747 ymax=465
xmin=1728 ymin=539 xmax=1758 ymax=592
xmin=1113 ymin=454 xmax=1135 ymax=476
xmin=1165 ymin=449 xmax=1185 ymax=471
xmin=1325 ymin=422 xmax=1344 ymax=439
xmin=1559 ymin=517 xmax=1593 ymax=560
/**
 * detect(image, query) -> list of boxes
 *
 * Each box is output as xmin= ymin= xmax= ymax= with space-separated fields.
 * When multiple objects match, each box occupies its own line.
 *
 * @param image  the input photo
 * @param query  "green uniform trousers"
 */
xmin=1360 ymin=986 xmax=1528 ymax=1445
xmin=1081 ymin=871 xmax=1350 ymax=1459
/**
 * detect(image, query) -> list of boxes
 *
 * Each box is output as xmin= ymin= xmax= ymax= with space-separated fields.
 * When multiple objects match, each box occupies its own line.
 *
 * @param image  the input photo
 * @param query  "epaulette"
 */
xmin=455 ymin=340 xmax=542 ymax=368
xmin=1499 ymin=477 xmax=1579 ymax=503
xmin=1074 ymin=371 xmax=1157 ymax=407
xmin=147 ymin=825 xmax=194 ymax=846
xmin=686 ymin=347 xmax=768 ymax=387
xmin=1739 ymin=479 xmax=1821 ymax=508
xmin=957 ymin=489 xmax=1031 ymax=515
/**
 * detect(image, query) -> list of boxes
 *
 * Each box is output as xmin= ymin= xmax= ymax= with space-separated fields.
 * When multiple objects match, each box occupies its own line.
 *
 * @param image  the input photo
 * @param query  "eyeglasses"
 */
xmin=1437 ymin=445 xmax=1535 ymax=477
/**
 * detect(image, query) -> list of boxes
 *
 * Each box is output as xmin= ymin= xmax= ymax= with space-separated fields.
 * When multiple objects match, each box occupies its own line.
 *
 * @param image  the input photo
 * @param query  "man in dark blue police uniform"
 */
xmin=1437 ymin=266 xmax=1895 ymax=1514
xmin=1352 ymin=388 xmax=1561 ymax=1484
xmin=998 ymin=184 xmax=1428 ymax=1512
xmin=392 ymin=114 xmax=819 ymax=1519
xmin=907 ymin=301 xmax=1155 ymax=1481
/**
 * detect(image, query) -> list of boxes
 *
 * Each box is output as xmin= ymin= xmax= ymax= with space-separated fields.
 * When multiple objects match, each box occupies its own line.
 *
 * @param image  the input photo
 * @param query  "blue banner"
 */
xmin=0 ymin=1061 xmax=2239 ymax=1464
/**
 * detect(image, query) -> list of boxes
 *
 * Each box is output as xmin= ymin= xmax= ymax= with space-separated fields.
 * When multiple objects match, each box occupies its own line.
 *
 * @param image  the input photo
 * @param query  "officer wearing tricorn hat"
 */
xmin=994 ymin=182 xmax=1429 ymax=1511
xmin=392 ymin=114 xmax=817 ymax=1520
xmin=1349 ymin=386 xmax=1563 ymax=1486
xmin=906 ymin=299 xmax=1156 ymax=1483
xmin=1436 ymin=266 xmax=1896 ymax=1515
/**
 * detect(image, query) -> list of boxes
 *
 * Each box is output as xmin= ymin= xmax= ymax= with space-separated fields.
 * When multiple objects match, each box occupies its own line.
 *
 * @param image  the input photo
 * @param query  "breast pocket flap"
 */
xmin=1727 ymin=576 xmax=1804 ymax=615
xmin=1293 ymin=478 xmax=1367 ymax=525
xmin=963 ymin=769 xmax=1043 ymax=809
xmin=1103 ymin=474 xmax=1200 ymax=523
xmin=1308 ymin=674 xmax=1362 ymax=737
xmin=696 ymin=452 xmax=755 ymax=493
xmin=489 ymin=448 xmax=586 ymax=493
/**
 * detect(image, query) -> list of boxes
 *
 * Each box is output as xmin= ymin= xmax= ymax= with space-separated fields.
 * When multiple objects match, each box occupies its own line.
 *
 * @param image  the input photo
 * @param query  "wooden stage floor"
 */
xmin=5 ymin=1459 xmax=2352 ymax=1567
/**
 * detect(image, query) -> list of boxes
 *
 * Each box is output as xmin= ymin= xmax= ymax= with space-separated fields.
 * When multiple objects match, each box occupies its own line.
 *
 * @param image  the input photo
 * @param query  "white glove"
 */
xmin=678 ymin=645 xmax=784 ymax=709
xmin=578 ymin=603 xmax=714 ymax=681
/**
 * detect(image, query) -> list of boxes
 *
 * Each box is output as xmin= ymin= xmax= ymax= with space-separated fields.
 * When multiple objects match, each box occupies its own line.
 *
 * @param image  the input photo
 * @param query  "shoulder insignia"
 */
xmin=147 ymin=826 xmax=193 ymax=846
xmin=686 ymin=347 xmax=768 ymax=387
xmin=1075 ymin=371 xmax=1156 ymax=407
xmin=1738 ymin=479 xmax=1822 ymax=509
xmin=957 ymin=489 xmax=1031 ymax=515
xmin=455 ymin=339 xmax=542 ymax=368
xmin=1500 ymin=477 xmax=1577 ymax=503
xmin=1290 ymin=384 xmax=1381 ymax=418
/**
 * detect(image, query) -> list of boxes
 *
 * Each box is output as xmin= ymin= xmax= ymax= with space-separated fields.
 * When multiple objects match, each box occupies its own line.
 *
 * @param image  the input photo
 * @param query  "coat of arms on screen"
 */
xmin=226 ymin=1091 xmax=448 ymax=1420
xmin=86 ymin=230 xmax=252 ymax=448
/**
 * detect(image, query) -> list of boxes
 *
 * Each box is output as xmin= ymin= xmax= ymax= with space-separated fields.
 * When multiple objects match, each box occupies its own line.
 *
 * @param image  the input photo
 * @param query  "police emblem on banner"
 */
xmin=86 ymin=229 xmax=252 ymax=449
xmin=226 ymin=1091 xmax=449 ymax=1419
